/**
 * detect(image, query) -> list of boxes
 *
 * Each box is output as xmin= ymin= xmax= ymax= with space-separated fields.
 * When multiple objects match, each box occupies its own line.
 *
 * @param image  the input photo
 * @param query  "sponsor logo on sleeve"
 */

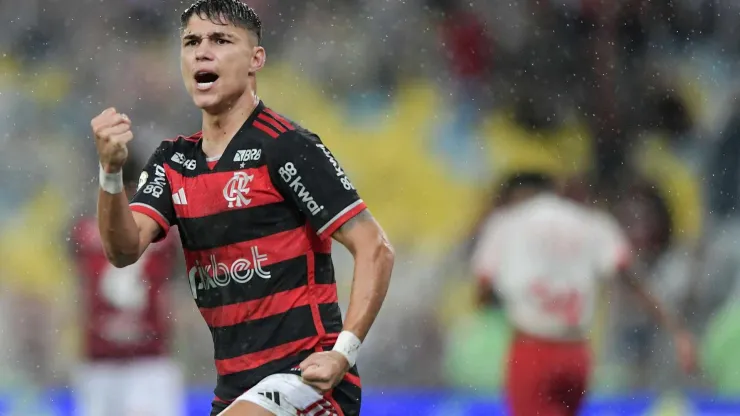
xmin=315 ymin=143 xmax=355 ymax=191
xmin=278 ymin=162 xmax=324 ymax=215
xmin=142 ymin=164 xmax=167 ymax=198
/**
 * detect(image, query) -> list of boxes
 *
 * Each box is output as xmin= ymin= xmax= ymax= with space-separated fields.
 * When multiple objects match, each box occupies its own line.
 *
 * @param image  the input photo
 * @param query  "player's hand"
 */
xmin=91 ymin=107 xmax=133 ymax=172
xmin=299 ymin=351 xmax=349 ymax=393
xmin=674 ymin=330 xmax=698 ymax=374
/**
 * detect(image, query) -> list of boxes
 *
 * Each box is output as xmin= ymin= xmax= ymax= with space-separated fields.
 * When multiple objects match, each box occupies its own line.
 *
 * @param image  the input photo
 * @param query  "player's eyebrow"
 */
xmin=182 ymin=32 xmax=237 ymax=41
xmin=209 ymin=31 xmax=236 ymax=39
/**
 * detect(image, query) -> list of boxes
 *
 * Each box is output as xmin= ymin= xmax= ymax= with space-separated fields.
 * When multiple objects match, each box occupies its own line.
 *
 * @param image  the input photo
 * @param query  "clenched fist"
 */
xmin=299 ymin=351 xmax=350 ymax=393
xmin=91 ymin=107 xmax=133 ymax=173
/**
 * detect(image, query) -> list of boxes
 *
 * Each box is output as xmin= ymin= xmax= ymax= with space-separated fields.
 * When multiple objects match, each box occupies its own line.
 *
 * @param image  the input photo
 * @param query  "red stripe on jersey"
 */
xmin=184 ymin=226 xmax=314 ymax=268
xmin=130 ymin=203 xmax=170 ymax=235
xmin=199 ymin=283 xmax=338 ymax=328
xmin=183 ymin=133 xmax=201 ymax=143
xmin=258 ymin=113 xmax=288 ymax=133
xmin=326 ymin=395 xmax=345 ymax=416
xmin=343 ymin=372 xmax=362 ymax=388
xmin=307 ymin=251 xmax=327 ymax=338
xmin=253 ymin=120 xmax=279 ymax=138
xmin=302 ymin=399 xmax=334 ymax=416
xmin=318 ymin=201 xmax=367 ymax=239
xmin=307 ymin=223 xmax=333 ymax=254
xmin=215 ymin=335 xmax=319 ymax=375
xmin=320 ymin=332 xmax=340 ymax=348
xmin=164 ymin=165 xmax=283 ymax=219
xmin=264 ymin=108 xmax=294 ymax=129
xmin=166 ymin=132 xmax=202 ymax=143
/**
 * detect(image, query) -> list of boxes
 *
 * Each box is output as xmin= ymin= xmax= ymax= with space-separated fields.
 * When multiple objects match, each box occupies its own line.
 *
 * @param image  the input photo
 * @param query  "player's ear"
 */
xmin=250 ymin=46 xmax=266 ymax=73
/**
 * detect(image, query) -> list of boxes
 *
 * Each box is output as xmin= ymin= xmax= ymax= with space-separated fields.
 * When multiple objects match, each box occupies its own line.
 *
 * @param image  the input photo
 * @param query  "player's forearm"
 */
xmin=342 ymin=239 xmax=395 ymax=341
xmin=97 ymin=189 xmax=141 ymax=267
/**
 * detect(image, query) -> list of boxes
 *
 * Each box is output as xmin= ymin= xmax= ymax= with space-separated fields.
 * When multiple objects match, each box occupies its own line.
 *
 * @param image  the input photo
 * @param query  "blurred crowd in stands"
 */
xmin=4 ymin=0 xmax=740 ymax=399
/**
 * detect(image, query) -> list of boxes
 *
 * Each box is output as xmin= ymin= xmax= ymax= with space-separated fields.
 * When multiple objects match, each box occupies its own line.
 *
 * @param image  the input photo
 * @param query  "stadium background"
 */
xmin=3 ymin=0 xmax=740 ymax=414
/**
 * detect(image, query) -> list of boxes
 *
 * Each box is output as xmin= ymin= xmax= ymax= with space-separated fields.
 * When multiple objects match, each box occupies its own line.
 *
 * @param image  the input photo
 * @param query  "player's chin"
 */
xmin=191 ymin=93 xmax=222 ymax=111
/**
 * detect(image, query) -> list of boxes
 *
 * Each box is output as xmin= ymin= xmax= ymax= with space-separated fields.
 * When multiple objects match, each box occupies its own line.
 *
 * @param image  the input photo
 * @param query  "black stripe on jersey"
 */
xmin=314 ymin=253 xmax=336 ymax=286
xmin=214 ymin=350 xmax=313 ymax=402
xmin=197 ymin=256 xmax=309 ymax=309
xmin=212 ymin=305 xmax=317 ymax=360
xmin=179 ymin=202 xmax=303 ymax=251
xmin=165 ymin=158 xmax=267 ymax=178
xmin=319 ymin=303 xmax=344 ymax=334
xmin=331 ymin=377 xmax=362 ymax=416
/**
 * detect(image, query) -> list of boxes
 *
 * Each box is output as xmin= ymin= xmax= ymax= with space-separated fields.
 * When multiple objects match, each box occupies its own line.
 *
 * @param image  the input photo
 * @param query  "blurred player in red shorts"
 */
xmin=471 ymin=173 xmax=697 ymax=416
xmin=69 ymin=158 xmax=184 ymax=416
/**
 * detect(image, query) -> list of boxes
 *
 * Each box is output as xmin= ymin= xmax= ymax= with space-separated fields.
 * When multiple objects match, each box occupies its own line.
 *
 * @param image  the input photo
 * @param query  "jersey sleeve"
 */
xmin=265 ymin=130 xmax=366 ymax=239
xmin=594 ymin=213 xmax=632 ymax=278
xmin=129 ymin=144 xmax=176 ymax=242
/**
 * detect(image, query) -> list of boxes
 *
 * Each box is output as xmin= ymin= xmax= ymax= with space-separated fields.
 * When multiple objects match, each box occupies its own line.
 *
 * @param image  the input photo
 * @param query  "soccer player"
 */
xmin=471 ymin=173 xmax=696 ymax=416
xmin=69 ymin=157 xmax=183 ymax=416
xmin=90 ymin=1 xmax=395 ymax=415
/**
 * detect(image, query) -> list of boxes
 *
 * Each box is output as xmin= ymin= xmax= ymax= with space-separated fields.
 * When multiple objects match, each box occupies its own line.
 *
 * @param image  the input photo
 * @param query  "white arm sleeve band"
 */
xmin=332 ymin=330 xmax=362 ymax=368
xmin=99 ymin=164 xmax=124 ymax=194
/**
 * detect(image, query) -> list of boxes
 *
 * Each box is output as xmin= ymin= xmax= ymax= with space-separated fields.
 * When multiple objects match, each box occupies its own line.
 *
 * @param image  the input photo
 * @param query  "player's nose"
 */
xmin=194 ymin=43 xmax=215 ymax=61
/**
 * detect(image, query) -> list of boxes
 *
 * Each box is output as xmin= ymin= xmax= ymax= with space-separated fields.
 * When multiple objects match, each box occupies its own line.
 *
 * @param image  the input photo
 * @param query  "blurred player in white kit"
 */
xmin=69 ymin=158 xmax=184 ymax=416
xmin=471 ymin=172 xmax=697 ymax=416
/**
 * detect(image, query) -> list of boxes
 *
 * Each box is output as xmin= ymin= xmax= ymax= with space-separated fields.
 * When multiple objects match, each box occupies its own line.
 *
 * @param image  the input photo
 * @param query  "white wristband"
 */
xmin=99 ymin=163 xmax=124 ymax=194
xmin=333 ymin=330 xmax=361 ymax=368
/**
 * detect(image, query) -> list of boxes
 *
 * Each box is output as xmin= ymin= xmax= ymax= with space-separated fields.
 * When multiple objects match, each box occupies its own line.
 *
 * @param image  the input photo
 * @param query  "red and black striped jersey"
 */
xmin=129 ymin=101 xmax=366 ymax=401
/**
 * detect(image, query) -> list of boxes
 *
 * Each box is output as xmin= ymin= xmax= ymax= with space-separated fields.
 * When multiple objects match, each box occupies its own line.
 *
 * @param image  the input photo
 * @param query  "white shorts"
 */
xmin=223 ymin=374 xmax=338 ymax=416
xmin=72 ymin=357 xmax=184 ymax=416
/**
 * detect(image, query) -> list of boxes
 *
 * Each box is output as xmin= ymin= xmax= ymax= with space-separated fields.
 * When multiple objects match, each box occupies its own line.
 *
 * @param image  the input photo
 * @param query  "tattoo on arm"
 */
xmin=335 ymin=209 xmax=373 ymax=235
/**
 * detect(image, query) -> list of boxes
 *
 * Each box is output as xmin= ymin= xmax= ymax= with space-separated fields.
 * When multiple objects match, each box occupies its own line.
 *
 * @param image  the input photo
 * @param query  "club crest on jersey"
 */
xmin=223 ymin=171 xmax=253 ymax=208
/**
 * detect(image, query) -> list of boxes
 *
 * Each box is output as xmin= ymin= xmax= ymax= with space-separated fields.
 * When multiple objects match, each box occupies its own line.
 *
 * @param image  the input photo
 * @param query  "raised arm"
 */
xmin=97 ymin=190 xmax=160 ymax=267
xmin=92 ymin=108 xmax=171 ymax=267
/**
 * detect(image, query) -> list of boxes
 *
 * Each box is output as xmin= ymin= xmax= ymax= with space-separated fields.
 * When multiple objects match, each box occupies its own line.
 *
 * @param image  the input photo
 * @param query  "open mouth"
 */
xmin=194 ymin=71 xmax=219 ymax=90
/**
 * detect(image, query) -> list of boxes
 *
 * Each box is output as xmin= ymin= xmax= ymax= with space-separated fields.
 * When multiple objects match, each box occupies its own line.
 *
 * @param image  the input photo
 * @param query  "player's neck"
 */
xmin=200 ymin=93 xmax=259 ymax=157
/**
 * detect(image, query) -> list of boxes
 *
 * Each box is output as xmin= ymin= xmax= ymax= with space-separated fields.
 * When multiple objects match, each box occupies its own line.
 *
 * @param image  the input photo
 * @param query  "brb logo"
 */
xmin=223 ymin=172 xmax=253 ymax=208
xmin=171 ymin=152 xmax=197 ymax=170
xmin=188 ymin=246 xmax=271 ymax=299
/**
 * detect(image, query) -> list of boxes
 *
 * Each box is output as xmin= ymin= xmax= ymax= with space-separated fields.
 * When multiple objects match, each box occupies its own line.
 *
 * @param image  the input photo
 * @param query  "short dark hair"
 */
xmin=498 ymin=172 xmax=554 ymax=202
xmin=181 ymin=0 xmax=262 ymax=45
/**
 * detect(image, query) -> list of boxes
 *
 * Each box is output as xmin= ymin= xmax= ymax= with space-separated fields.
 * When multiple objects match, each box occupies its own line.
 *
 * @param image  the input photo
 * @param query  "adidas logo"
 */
xmin=257 ymin=391 xmax=281 ymax=406
xmin=172 ymin=188 xmax=188 ymax=205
